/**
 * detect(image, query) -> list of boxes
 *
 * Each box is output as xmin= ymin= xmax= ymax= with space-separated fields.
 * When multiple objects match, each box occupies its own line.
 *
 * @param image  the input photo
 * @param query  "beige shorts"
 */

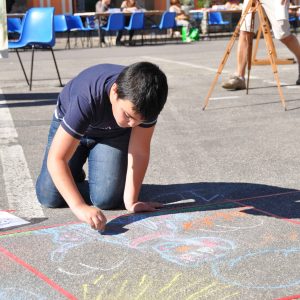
xmin=240 ymin=0 xmax=291 ymax=40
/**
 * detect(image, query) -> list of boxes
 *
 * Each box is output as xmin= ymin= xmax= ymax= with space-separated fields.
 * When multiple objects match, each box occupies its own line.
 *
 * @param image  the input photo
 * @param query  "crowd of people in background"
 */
xmin=93 ymin=0 xmax=300 ymax=46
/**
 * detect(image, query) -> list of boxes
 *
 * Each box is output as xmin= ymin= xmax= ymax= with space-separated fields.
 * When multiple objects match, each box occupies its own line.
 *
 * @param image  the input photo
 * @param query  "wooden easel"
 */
xmin=252 ymin=26 xmax=295 ymax=65
xmin=202 ymin=0 xmax=287 ymax=111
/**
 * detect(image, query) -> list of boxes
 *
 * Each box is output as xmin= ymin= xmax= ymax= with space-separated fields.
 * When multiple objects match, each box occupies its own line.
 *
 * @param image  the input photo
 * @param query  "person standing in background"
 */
xmin=222 ymin=0 xmax=300 ymax=90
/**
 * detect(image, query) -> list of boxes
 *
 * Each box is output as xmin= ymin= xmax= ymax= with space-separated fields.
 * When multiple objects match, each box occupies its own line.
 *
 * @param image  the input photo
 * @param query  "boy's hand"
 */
xmin=71 ymin=204 xmax=107 ymax=231
xmin=127 ymin=201 xmax=163 ymax=213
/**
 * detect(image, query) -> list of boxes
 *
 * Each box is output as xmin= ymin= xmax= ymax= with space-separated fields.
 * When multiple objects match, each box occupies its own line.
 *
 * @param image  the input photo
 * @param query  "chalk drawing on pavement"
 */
xmin=212 ymin=248 xmax=300 ymax=289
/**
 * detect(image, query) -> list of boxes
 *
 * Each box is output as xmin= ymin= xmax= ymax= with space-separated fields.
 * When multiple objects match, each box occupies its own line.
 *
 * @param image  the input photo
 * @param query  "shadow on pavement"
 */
xmin=1 ymin=93 xmax=59 ymax=108
xmin=102 ymin=182 xmax=300 ymax=235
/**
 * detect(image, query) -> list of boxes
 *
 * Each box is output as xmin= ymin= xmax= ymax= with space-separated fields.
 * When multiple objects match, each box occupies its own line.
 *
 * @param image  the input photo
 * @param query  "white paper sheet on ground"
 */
xmin=0 ymin=211 xmax=30 ymax=229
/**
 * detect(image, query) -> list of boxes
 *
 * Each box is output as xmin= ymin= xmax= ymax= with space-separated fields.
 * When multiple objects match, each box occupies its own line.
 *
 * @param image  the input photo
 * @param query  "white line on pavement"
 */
xmin=141 ymin=56 xmax=229 ymax=73
xmin=0 ymin=90 xmax=44 ymax=218
xmin=210 ymin=96 xmax=241 ymax=100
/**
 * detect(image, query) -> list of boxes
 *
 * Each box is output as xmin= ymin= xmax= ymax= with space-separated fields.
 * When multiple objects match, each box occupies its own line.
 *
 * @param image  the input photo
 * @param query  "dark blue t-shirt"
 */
xmin=55 ymin=64 xmax=156 ymax=139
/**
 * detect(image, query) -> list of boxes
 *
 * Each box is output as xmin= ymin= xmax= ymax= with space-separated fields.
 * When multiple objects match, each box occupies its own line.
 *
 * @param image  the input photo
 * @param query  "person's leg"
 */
xmin=280 ymin=34 xmax=300 ymax=84
xmin=88 ymin=130 xmax=131 ymax=210
xmin=263 ymin=0 xmax=300 ymax=84
xmin=237 ymin=30 xmax=254 ymax=78
xmin=116 ymin=31 xmax=123 ymax=45
xmin=128 ymin=29 xmax=135 ymax=45
xmin=36 ymin=116 xmax=89 ymax=208
xmin=222 ymin=0 xmax=258 ymax=90
xmin=222 ymin=31 xmax=252 ymax=90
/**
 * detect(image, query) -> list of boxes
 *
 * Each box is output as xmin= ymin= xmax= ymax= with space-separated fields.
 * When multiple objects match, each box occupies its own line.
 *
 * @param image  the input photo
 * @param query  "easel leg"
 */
xmin=246 ymin=11 xmax=256 ymax=94
xmin=257 ymin=5 xmax=287 ymax=110
xmin=202 ymin=0 xmax=254 ymax=110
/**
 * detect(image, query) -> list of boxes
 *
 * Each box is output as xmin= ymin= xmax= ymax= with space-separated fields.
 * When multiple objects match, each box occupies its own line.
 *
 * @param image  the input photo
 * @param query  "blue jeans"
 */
xmin=36 ymin=116 xmax=131 ymax=210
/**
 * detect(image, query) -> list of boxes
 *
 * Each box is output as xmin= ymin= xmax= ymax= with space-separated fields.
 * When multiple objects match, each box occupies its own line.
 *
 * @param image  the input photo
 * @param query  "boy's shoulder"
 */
xmin=79 ymin=64 xmax=126 ymax=77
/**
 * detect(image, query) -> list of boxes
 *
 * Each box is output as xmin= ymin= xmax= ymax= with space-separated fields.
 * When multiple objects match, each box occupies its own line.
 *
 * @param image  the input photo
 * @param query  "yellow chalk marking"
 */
xmin=82 ymin=284 xmax=89 ymax=300
xmin=116 ymin=279 xmax=128 ymax=299
xmin=203 ymin=284 xmax=231 ymax=297
xmin=135 ymin=283 xmax=151 ymax=300
xmin=219 ymin=292 xmax=240 ymax=299
xmin=93 ymin=274 xmax=104 ymax=285
xmin=139 ymin=274 xmax=147 ymax=286
xmin=186 ymin=282 xmax=217 ymax=300
xmin=96 ymin=272 xmax=123 ymax=300
xmin=166 ymin=279 xmax=205 ymax=300
xmin=159 ymin=273 xmax=182 ymax=294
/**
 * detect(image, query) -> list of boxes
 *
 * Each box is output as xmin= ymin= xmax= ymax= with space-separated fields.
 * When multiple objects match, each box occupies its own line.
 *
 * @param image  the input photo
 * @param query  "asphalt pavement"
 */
xmin=0 ymin=36 xmax=300 ymax=300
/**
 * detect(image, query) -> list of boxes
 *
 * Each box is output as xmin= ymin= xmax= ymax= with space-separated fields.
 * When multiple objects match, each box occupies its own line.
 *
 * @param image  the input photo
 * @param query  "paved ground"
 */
xmin=0 ymin=36 xmax=300 ymax=300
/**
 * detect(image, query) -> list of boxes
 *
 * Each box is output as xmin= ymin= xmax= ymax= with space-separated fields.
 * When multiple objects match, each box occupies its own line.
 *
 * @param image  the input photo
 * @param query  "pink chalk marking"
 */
xmin=0 ymin=246 xmax=78 ymax=300
xmin=229 ymin=190 xmax=300 ymax=203
xmin=202 ymin=240 xmax=218 ymax=247
xmin=130 ymin=232 xmax=167 ymax=248
xmin=0 ymin=221 xmax=82 ymax=237
xmin=232 ymin=201 xmax=300 ymax=226
xmin=275 ymin=295 xmax=300 ymax=300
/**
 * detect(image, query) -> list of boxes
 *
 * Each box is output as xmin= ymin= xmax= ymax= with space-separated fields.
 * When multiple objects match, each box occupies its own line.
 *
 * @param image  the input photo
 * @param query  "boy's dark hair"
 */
xmin=115 ymin=62 xmax=168 ymax=122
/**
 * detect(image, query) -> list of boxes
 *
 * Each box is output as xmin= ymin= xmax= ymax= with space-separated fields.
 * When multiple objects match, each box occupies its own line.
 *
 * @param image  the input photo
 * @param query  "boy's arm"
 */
xmin=123 ymin=125 xmax=162 ymax=213
xmin=47 ymin=125 xmax=107 ymax=230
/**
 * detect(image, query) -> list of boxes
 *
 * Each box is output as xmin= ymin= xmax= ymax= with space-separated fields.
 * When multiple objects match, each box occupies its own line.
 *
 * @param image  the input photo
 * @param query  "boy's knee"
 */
xmin=90 ymin=192 xmax=123 ymax=210
xmin=36 ymin=193 xmax=66 ymax=208
xmin=35 ymin=179 xmax=66 ymax=208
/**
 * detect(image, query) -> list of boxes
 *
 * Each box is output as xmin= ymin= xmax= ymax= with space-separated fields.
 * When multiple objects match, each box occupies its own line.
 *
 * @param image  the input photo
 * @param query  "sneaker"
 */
xmin=222 ymin=75 xmax=246 ymax=90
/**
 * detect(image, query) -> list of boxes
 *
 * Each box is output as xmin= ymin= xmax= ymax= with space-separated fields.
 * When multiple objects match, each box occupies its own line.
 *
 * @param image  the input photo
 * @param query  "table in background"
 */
xmin=75 ymin=10 xmax=164 ymax=47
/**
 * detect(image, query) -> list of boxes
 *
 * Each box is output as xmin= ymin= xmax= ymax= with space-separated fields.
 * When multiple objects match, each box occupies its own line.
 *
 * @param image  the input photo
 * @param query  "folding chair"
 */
xmin=65 ymin=15 xmax=94 ymax=48
xmin=54 ymin=15 xmax=70 ymax=49
xmin=8 ymin=7 xmax=62 ymax=90
xmin=208 ymin=11 xmax=230 ymax=36
xmin=151 ymin=11 xmax=176 ymax=44
xmin=101 ymin=13 xmax=125 ymax=46
xmin=7 ymin=17 xmax=23 ymax=35
xmin=124 ymin=12 xmax=145 ymax=46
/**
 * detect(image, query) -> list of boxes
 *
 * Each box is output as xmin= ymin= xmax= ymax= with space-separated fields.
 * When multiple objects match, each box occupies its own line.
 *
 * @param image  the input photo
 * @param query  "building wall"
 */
xmin=10 ymin=0 xmax=199 ymax=14
xmin=26 ymin=0 xmax=73 ymax=14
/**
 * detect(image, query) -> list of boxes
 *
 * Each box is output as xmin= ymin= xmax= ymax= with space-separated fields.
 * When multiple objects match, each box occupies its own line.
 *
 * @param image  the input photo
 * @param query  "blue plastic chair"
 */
xmin=208 ymin=11 xmax=230 ymax=33
xmin=208 ymin=12 xmax=229 ymax=25
xmin=208 ymin=11 xmax=230 ymax=35
xmin=8 ymin=7 xmax=62 ymax=90
xmin=54 ymin=15 xmax=71 ymax=49
xmin=65 ymin=15 xmax=94 ymax=48
xmin=124 ymin=12 xmax=145 ymax=45
xmin=151 ymin=11 xmax=176 ymax=43
xmin=101 ymin=13 xmax=125 ymax=46
xmin=7 ymin=17 xmax=23 ymax=35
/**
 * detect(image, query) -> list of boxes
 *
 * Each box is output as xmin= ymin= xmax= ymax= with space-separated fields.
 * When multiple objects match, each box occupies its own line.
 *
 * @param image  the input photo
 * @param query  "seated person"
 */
xmin=120 ymin=0 xmax=139 ymax=12
xmin=116 ymin=0 xmax=139 ymax=45
xmin=224 ymin=0 xmax=242 ymax=9
xmin=169 ymin=0 xmax=191 ymax=40
xmin=211 ymin=0 xmax=226 ymax=9
xmin=95 ymin=0 xmax=111 ymax=46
